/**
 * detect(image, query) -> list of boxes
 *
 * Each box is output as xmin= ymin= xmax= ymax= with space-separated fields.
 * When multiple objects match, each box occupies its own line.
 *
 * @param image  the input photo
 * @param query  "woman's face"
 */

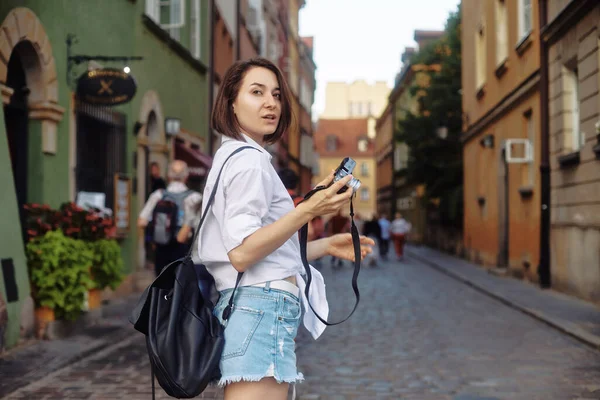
xmin=232 ymin=67 xmax=282 ymax=145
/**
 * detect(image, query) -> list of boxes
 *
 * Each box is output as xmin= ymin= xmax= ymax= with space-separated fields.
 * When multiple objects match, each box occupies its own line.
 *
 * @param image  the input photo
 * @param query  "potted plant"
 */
xmin=25 ymin=230 xmax=95 ymax=337
xmin=88 ymin=239 xmax=124 ymax=309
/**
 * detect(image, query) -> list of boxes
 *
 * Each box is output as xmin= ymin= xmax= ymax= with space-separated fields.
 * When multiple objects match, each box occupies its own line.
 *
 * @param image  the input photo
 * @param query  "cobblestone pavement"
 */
xmin=3 ymin=256 xmax=600 ymax=400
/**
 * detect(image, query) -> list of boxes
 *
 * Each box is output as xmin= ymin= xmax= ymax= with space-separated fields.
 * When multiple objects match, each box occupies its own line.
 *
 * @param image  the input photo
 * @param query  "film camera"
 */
xmin=332 ymin=157 xmax=361 ymax=194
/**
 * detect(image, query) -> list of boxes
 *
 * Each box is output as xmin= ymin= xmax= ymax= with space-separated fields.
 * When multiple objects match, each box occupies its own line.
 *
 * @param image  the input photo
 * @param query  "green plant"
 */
xmin=89 ymin=239 xmax=124 ymax=290
xmin=26 ymin=230 xmax=94 ymax=320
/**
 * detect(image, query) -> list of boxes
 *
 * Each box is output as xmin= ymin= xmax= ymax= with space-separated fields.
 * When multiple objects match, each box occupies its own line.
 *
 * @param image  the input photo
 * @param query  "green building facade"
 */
xmin=0 ymin=0 xmax=210 ymax=349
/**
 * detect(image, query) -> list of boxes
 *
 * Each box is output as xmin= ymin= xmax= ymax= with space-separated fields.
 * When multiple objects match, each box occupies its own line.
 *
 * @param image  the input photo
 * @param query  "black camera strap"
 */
xmin=298 ymin=186 xmax=361 ymax=326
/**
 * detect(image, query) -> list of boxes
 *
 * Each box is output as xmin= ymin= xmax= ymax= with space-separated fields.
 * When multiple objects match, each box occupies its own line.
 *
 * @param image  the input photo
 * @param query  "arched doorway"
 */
xmin=1 ymin=9 xmax=63 ymax=241
xmin=0 ymin=7 xmax=64 ymax=345
xmin=4 ymin=42 xmax=34 ymax=242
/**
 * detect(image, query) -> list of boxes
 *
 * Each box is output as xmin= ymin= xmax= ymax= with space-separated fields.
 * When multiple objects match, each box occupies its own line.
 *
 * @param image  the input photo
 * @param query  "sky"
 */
xmin=299 ymin=0 xmax=461 ymax=118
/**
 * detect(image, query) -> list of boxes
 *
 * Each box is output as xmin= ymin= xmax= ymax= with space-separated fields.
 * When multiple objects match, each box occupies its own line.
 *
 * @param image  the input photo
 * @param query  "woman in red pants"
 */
xmin=390 ymin=212 xmax=411 ymax=260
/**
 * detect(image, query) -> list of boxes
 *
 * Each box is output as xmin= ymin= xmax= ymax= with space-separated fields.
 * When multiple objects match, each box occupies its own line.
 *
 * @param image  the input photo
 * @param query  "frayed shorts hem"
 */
xmin=218 ymin=372 xmax=304 ymax=387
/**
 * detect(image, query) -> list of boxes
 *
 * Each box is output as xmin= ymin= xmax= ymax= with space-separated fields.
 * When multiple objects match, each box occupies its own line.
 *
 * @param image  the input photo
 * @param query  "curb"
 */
xmin=406 ymin=250 xmax=600 ymax=351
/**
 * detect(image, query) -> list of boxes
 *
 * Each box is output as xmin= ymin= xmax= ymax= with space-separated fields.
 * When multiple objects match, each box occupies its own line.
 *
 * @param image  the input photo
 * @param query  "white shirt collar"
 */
xmin=221 ymin=133 xmax=272 ymax=161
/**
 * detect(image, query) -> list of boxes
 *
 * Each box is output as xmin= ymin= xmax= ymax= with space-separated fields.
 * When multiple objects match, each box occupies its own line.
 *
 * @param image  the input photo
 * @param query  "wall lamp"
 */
xmin=165 ymin=117 xmax=181 ymax=136
xmin=480 ymin=134 xmax=494 ymax=149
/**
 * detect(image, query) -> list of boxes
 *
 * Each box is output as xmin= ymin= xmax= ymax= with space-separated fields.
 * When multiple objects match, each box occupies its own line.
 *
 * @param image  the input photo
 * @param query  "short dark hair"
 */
xmin=278 ymin=168 xmax=299 ymax=190
xmin=211 ymin=57 xmax=292 ymax=145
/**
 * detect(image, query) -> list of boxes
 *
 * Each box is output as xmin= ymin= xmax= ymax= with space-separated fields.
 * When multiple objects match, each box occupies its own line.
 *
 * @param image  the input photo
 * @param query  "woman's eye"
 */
xmin=253 ymin=90 xmax=262 ymax=95
xmin=274 ymin=93 xmax=281 ymax=99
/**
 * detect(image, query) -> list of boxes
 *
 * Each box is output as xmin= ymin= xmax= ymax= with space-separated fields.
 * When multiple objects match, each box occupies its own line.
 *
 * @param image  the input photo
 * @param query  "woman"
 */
xmin=198 ymin=58 xmax=374 ymax=400
xmin=390 ymin=212 xmax=412 ymax=260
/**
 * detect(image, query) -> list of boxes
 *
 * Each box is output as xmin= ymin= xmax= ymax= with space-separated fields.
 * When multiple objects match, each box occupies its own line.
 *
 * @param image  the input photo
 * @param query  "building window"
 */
xmin=563 ymin=66 xmax=581 ymax=152
xmin=326 ymin=135 xmax=337 ymax=152
xmin=394 ymin=143 xmax=408 ymax=171
xmin=495 ymin=0 xmax=508 ymax=65
xmin=360 ymin=188 xmax=369 ymax=202
xmin=518 ymin=0 xmax=532 ymax=40
xmin=475 ymin=23 xmax=486 ymax=91
xmin=360 ymin=162 xmax=369 ymax=176
xmin=358 ymin=138 xmax=368 ymax=152
xmin=190 ymin=0 xmax=201 ymax=59
xmin=357 ymin=102 xmax=362 ymax=116
xmin=145 ymin=0 xmax=186 ymax=39
xmin=367 ymin=101 xmax=373 ymax=116
xmin=348 ymin=102 xmax=353 ymax=117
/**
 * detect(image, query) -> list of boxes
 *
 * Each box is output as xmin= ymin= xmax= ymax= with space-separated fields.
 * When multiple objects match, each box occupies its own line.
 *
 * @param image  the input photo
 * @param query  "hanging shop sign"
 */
xmin=76 ymin=68 xmax=137 ymax=106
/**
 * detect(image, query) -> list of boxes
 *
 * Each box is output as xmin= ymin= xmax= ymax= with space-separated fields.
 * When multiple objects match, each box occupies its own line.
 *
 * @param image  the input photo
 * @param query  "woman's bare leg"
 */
xmin=224 ymin=378 xmax=289 ymax=400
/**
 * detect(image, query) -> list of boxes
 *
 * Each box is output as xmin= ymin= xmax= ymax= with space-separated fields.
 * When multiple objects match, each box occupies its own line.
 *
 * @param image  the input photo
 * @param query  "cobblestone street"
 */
xmin=3 ymin=255 xmax=600 ymax=400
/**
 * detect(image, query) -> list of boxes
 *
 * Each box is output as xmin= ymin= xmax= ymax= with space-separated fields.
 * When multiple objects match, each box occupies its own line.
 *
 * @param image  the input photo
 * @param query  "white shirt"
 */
xmin=198 ymin=134 xmax=328 ymax=339
xmin=139 ymin=182 xmax=202 ymax=228
xmin=391 ymin=218 xmax=412 ymax=235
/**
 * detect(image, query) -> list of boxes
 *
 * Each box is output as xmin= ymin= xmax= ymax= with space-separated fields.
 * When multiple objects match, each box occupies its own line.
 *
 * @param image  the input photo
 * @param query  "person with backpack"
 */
xmin=138 ymin=160 xmax=202 ymax=277
xmin=197 ymin=58 xmax=375 ymax=400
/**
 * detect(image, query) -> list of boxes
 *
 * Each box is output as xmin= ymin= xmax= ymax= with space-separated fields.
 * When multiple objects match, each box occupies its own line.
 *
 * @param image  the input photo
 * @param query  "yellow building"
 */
xmin=321 ymin=80 xmax=390 ymax=120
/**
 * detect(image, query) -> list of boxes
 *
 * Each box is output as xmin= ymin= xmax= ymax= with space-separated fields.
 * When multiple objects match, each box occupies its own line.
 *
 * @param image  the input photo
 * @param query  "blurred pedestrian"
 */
xmin=149 ymin=161 xmax=166 ymax=197
xmin=138 ymin=160 xmax=202 ymax=277
xmin=378 ymin=213 xmax=391 ymax=260
xmin=391 ymin=212 xmax=412 ymax=261
xmin=327 ymin=211 xmax=350 ymax=269
xmin=353 ymin=213 xmax=365 ymax=236
xmin=363 ymin=213 xmax=381 ymax=267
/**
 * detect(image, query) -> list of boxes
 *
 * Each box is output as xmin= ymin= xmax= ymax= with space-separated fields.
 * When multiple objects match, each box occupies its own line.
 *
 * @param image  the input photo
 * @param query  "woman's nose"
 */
xmin=264 ymin=94 xmax=276 ymax=108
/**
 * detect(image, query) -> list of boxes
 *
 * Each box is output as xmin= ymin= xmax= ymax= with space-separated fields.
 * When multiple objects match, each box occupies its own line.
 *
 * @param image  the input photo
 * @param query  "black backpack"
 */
xmin=129 ymin=146 xmax=257 ymax=399
xmin=150 ymin=190 xmax=193 ymax=245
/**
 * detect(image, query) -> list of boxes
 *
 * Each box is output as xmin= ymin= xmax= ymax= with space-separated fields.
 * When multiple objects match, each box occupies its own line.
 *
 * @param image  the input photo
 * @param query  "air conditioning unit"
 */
xmin=505 ymin=138 xmax=533 ymax=164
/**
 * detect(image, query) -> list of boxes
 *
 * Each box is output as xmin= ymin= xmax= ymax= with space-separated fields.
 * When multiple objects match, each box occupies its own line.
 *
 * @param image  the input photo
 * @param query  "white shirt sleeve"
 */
xmin=139 ymin=190 xmax=163 ymax=221
xmin=183 ymin=192 xmax=203 ymax=227
xmin=220 ymin=164 xmax=274 ymax=253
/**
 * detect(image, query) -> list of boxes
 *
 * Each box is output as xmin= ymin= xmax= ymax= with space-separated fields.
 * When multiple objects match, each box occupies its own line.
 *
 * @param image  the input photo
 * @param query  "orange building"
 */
xmin=462 ymin=0 xmax=541 ymax=277
xmin=314 ymin=118 xmax=377 ymax=219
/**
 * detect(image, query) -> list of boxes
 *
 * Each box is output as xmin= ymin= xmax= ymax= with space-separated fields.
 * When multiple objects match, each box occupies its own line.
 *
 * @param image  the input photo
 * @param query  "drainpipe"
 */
xmin=538 ymin=0 xmax=551 ymax=288
xmin=236 ymin=0 xmax=241 ymax=60
xmin=390 ymin=103 xmax=397 ymax=217
xmin=208 ymin=0 xmax=216 ymax=155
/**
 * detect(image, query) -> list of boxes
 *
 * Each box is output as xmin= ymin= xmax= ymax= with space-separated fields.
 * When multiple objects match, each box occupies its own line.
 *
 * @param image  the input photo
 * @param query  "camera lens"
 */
xmin=348 ymin=178 xmax=361 ymax=193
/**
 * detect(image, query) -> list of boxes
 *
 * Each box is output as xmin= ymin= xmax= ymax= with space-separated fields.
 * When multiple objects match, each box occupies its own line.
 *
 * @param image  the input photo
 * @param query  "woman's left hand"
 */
xmin=326 ymin=233 xmax=375 ymax=262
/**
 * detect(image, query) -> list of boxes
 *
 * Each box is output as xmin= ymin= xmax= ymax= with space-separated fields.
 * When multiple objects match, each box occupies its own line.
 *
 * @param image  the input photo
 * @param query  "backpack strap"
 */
xmin=184 ymin=146 xmax=260 ymax=321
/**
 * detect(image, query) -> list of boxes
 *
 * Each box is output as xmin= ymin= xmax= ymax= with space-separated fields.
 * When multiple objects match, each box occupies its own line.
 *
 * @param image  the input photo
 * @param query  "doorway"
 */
xmin=4 ymin=43 xmax=31 ymax=243
xmin=497 ymin=144 xmax=509 ymax=267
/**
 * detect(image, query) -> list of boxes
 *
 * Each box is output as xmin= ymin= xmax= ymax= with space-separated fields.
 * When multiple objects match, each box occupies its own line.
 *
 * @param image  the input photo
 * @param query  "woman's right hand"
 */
xmin=298 ymin=170 xmax=354 ymax=219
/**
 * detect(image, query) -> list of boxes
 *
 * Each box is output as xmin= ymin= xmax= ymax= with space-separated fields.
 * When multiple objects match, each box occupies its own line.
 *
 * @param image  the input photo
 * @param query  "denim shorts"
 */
xmin=213 ymin=282 xmax=304 ymax=386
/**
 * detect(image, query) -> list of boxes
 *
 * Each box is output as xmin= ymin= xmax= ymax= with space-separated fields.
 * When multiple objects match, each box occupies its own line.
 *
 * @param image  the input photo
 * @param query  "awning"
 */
xmin=174 ymin=142 xmax=213 ymax=177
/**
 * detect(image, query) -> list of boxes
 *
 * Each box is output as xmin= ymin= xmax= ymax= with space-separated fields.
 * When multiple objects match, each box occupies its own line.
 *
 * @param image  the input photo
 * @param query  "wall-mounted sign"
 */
xmin=76 ymin=68 xmax=137 ymax=106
